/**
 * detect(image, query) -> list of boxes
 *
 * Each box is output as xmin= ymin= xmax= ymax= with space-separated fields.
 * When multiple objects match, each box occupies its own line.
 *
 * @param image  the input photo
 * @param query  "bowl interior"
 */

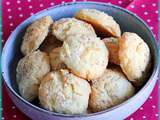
xmin=2 ymin=2 xmax=158 ymax=115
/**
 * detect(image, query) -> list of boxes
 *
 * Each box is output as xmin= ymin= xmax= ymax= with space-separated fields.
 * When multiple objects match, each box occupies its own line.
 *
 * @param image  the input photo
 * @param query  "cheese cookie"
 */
xmin=103 ymin=37 xmax=120 ymax=65
xmin=89 ymin=68 xmax=135 ymax=112
xmin=21 ymin=16 xmax=53 ymax=55
xmin=60 ymin=34 xmax=109 ymax=80
xmin=39 ymin=69 xmax=91 ymax=114
xmin=51 ymin=18 xmax=96 ymax=41
xmin=119 ymin=32 xmax=151 ymax=86
xmin=75 ymin=9 xmax=121 ymax=37
xmin=16 ymin=50 xmax=50 ymax=101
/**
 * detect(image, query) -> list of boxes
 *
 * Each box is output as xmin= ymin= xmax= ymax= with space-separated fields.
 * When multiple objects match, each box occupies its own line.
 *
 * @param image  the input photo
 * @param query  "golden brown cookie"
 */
xmin=16 ymin=50 xmax=50 ymax=101
xmin=39 ymin=69 xmax=91 ymax=114
xmin=119 ymin=32 xmax=151 ymax=86
xmin=51 ymin=18 xmax=96 ymax=41
xmin=89 ymin=68 xmax=135 ymax=112
xmin=75 ymin=9 xmax=121 ymax=37
xmin=21 ymin=16 xmax=53 ymax=55
xmin=60 ymin=34 xmax=109 ymax=80
xmin=49 ymin=47 xmax=66 ymax=70
xmin=103 ymin=37 xmax=120 ymax=65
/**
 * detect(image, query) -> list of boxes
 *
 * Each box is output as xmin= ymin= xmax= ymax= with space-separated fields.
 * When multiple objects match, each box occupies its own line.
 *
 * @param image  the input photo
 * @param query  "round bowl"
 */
xmin=1 ymin=2 xmax=159 ymax=120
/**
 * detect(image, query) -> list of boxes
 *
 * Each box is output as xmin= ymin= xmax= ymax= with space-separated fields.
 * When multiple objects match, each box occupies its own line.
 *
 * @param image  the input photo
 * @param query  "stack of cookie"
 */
xmin=16 ymin=9 xmax=151 ymax=114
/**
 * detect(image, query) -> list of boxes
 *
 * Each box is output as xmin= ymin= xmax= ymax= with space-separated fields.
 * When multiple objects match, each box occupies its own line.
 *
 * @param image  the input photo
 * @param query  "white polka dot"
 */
xmin=152 ymin=105 xmax=156 ymax=108
xmin=108 ymin=2 xmax=112 ymax=4
xmin=142 ymin=116 xmax=146 ymax=119
xmin=83 ymin=0 xmax=87 ymax=1
xmin=30 ymin=12 xmax=34 ymax=16
xmin=29 ymin=5 xmax=33 ymax=9
xmin=130 ymin=5 xmax=135 ymax=8
xmin=6 ymin=2 xmax=10 ymax=5
xmin=12 ymin=106 xmax=15 ymax=109
xmin=40 ymin=4 xmax=44 ymax=7
xmin=118 ymin=1 xmax=122 ymax=4
xmin=7 ymin=9 xmax=11 ymax=12
xmin=141 ymin=4 xmax=146 ymax=8
xmin=155 ymin=114 xmax=158 ymax=117
xmin=154 ymin=34 xmax=156 ymax=37
xmin=2 ymin=40 xmax=4 ymax=43
xmin=19 ymin=14 xmax=23 ymax=18
xmin=140 ymin=107 xmax=143 ymax=110
xmin=50 ymin=2 xmax=54 ymax=6
xmin=130 ymin=118 xmax=134 ymax=120
xmin=28 ymin=0 xmax=31 ymax=2
xmin=144 ymin=12 xmax=148 ymax=15
xmin=149 ymin=96 xmax=152 ymax=99
xmin=8 ymin=15 xmax=12 ymax=19
xmin=155 ymin=10 xmax=158 ymax=14
xmin=10 ymin=23 xmax=13 ymax=26
xmin=2 ymin=117 xmax=4 ymax=120
xmin=150 ymin=26 xmax=154 ymax=30
xmin=152 ymin=3 xmax=156 ymax=7
xmin=13 ymin=115 xmax=16 ymax=118
xmin=18 ymin=7 xmax=22 ymax=11
xmin=147 ymin=19 xmax=151 ymax=23
xmin=61 ymin=1 xmax=65 ymax=4
xmin=72 ymin=0 xmax=76 ymax=2
xmin=17 ymin=0 xmax=21 ymax=4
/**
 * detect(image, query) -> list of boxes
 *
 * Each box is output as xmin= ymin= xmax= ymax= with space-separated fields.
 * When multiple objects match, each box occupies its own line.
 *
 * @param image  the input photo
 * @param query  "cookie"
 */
xmin=51 ymin=18 xmax=96 ymax=41
xmin=119 ymin=32 xmax=151 ymax=86
xmin=49 ymin=47 xmax=66 ymax=70
xmin=21 ymin=16 xmax=53 ymax=55
xmin=60 ymin=34 xmax=109 ymax=80
xmin=39 ymin=69 xmax=91 ymax=114
xmin=103 ymin=37 xmax=120 ymax=65
xmin=16 ymin=50 xmax=50 ymax=101
xmin=39 ymin=33 xmax=63 ymax=53
xmin=89 ymin=68 xmax=135 ymax=112
xmin=75 ymin=9 xmax=121 ymax=37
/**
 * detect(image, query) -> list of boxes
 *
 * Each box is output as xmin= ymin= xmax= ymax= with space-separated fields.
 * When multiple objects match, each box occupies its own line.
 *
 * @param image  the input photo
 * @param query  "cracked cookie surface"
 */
xmin=119 ymin=32 xmax=151 ymax=86
xmin=21 ymin=16 xmax=53 ymax=55
xmin=16 ymin=50 xmax=50 ymax=101
xmin=39 ymin=69 xmax=91 ymax=114
xmin=89 ymin=68 xmax=135 ymax=112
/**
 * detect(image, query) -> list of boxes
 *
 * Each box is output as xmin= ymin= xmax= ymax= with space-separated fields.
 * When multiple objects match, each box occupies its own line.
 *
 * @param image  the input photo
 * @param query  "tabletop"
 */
xmin=2 ymin=0 xmax=159 ymax=120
